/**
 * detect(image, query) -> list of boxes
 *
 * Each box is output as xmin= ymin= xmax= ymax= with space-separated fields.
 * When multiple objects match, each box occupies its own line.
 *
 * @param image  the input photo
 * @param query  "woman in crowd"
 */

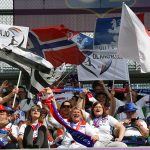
xmin=88 ymin=101 xmax=127 ymax=147
xmin=57 ymin=106 xmax=100 ymax=149
xmin=18 ymin=104 xmax=49 ymax=148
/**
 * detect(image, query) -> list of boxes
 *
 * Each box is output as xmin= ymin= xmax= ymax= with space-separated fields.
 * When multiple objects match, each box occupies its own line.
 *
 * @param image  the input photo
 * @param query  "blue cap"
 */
xmin=5 ymin=107 xmax=14 ymax=114
xmin=124 ymin=102 xmax=137 ymax=112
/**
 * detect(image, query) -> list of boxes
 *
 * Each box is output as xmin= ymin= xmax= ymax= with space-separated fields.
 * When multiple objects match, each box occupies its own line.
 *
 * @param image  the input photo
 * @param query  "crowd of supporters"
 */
xmin=0 ymin=79 xmax=149 ymax=149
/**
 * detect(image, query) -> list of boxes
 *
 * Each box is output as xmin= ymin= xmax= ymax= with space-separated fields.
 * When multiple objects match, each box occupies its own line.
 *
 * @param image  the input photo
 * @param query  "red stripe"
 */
xmin=44 ymin=47 xmax=85 ymax=67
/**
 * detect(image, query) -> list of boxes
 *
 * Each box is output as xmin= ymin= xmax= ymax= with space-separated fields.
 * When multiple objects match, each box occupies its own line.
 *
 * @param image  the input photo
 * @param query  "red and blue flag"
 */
xmin=28 ymin=25 xmax=86 ymax=67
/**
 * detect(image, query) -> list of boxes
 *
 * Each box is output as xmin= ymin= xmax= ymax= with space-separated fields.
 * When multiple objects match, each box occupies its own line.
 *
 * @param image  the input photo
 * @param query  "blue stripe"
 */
xmin=40 ymin=40 xmax=74 ymax=49
xmin=28 ymin=32 xmax=43 ymax=57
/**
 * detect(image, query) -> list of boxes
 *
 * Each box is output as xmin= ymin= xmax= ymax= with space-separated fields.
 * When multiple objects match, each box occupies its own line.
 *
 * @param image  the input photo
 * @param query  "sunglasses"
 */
xmin=31 ymin=108 xmax=41 ymax=112
xmin=62 ymin=105 xmax=71 ymax=108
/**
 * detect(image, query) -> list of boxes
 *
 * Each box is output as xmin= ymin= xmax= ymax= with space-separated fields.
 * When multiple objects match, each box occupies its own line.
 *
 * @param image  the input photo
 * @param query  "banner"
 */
xmin=77 ymin=53 xmax=129 ymax=81
xmin=77 ymin=17 xmax=129 ymax=81
xmin=0 ymin=24 xmax=29 ymax=49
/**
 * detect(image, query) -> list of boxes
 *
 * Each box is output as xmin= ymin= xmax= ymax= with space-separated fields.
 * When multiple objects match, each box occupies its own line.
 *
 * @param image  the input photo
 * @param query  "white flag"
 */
xmin=118 ymin=3 xmax=150 ymax=73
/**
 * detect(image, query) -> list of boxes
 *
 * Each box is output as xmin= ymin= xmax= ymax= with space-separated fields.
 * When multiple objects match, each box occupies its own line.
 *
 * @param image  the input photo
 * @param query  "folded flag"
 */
xmin=0 ymin=46 xmax=53 ymax=73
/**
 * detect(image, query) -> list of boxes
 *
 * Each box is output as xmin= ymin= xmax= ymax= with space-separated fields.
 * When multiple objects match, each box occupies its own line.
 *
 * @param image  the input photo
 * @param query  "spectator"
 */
xmin=0 ymin=104 xmax=19 ymax=149
xmin=120 ymin=102 xmax=149 ymax=146
xmin=0 ymin=80 xmax=14 ymax=97
xmin=57 ymin=106 xmax=100 ymax=149
xmin=136 ymin=94 xmax=150 ymax=122
xmin=48 ymin=100 xmax=72 ymax=146
xmin=88 ymin=102 xmax=127 ymax=148
xmin=0 ymin=86 xmax=18 ymax=105
xmin=113 ymin=90 xmax=145 ymax=120
xmin=18 ymin=104 xmax=49 ymax=148
xmin=18 ymin=86 xmax=34 ymax=112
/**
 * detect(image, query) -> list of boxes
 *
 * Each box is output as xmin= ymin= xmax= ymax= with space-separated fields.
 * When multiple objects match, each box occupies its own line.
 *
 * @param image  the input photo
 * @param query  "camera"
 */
xmin=131 ymin=117 xmax=139 ymax=123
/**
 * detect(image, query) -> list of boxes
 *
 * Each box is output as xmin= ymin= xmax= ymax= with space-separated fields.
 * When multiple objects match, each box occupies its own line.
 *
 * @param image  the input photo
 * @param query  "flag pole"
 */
xmin=128 ymin=78 xmax=133 ymax=102
xmin=12 ymin=71 xmax=22 ymax=108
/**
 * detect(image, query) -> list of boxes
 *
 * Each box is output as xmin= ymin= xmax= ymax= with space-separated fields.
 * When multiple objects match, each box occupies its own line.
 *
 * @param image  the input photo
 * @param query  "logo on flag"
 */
xmin=0 ymin=24 xmax=29 ymax=49
xmin=94 ymin=17 xmax=121 ymax=52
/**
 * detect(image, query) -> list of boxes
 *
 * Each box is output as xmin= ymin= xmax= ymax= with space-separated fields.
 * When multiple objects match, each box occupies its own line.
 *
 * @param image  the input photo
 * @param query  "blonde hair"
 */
xmin=69 ymin=106 xmax=86 ymax=121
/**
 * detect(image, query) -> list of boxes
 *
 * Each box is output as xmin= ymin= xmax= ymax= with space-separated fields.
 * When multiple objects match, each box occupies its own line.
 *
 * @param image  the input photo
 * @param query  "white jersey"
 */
xmin=122 ymin=119 xmax=148 ymax=137
xmin=0 ymin=123 xmax=19 ymax=147
xmin=88 ymin=115 xmax=118 ymax=142
xmin=58 ymin=120 xmax=96 ymax=149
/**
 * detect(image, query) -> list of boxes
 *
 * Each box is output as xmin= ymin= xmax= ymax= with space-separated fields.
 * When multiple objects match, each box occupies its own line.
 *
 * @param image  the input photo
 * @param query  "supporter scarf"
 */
xmin=52 ymin=88 xmax=150 ymax=95
xmin=0 ymin=129 xmax=9 ymax=147
xmin=42 ymin=97 xmax=94 ymax=147
xmin=93 ymin=116 xmax=108 ymax=128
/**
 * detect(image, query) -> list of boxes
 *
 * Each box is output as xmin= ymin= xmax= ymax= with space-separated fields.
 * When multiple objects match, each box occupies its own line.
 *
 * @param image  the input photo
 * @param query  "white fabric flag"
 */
xmin=118 ymin=3 xmax=150 ymax=73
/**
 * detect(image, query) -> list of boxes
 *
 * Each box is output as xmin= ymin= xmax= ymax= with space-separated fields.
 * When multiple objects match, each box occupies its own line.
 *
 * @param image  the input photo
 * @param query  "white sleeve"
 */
xmin=48 ymin=116 xmax=63 ymax=128
xmin=19 ymin=124 xmax=27 ymax=136
xmin=89 ymin=97 xmax=97 ymax=103
xmin=81 ymin=109 xmax=90 ymax=121
xmin=140 ymin=120 xmax=149 ymax=129
xmin=85 ymin=123 xmax=97 ymax=136
xmin=11 ymin=125 xmax=19 ymax=138
xmin=136 ymin=95 xmax=149 ymax=107
xmin=115 ymin=98 xmax=124 ymax=112
xmin=108 ymin=115 xmax=119 ymax=127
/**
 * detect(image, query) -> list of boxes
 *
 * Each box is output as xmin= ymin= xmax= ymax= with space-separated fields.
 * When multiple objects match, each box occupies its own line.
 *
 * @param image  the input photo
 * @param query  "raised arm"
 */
xmin=0 ymin=88 xmax=18 ymax=104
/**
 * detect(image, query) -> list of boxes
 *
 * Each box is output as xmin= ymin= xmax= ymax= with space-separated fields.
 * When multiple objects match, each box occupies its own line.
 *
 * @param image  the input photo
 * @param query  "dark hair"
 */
xmin=26 ymin=105 xmax=42 ymax=124
xmin=60 ymin=100 xmax=72 ymax=109
xmin=107 ymin=81 xmax=113 ymax=88
xmin=92 ymin=81 xmax=100 ymax=90
xmin=90 ymin=102 xmax=108 ymax=119
xmin=123 ymin=81 xmax=129 ymax=88
xmin=18 ymin=86 xmax=26 ymax=91
xmin=95 ymin=92 xmax=110 ymax=107
xmin=95 ymin=92 xmax=107 ymax=100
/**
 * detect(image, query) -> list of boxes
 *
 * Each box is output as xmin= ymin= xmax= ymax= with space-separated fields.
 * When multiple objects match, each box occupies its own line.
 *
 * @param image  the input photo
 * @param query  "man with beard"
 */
xmin=0 ymin=104 xmax=19 ymax=149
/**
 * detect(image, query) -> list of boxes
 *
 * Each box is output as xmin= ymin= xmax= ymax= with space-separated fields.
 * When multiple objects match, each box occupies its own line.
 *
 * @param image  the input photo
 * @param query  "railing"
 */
xmin=0 ymin=61 xmax=140 ymax=74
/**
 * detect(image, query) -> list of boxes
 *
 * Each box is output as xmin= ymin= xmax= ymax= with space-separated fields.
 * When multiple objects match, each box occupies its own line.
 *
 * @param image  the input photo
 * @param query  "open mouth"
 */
xmin=95 ymin=109 xmax=101 ymax=112
xmin=33 ymin=112 xmax=38 ymax=115
xmin=73 ymin=114 xmax=80 ymax=118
